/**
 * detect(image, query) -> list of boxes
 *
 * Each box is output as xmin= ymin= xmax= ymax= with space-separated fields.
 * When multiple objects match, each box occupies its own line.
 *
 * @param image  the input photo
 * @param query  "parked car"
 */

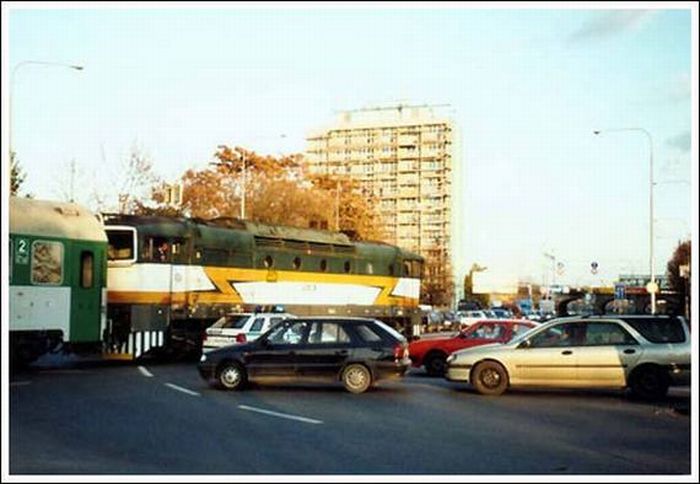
xmin=198 ymin=317 xmax=411 ymax=393
xmin=409 ymin=320 xmax=537 ymax=376
xmin=490 ymin=308 xmax=514 ymax=319
xmin=202 ymin=311 xmax=297 ymax=351
xmin=457 ymin=310 xmax=489 ymax=327
xmin=445 ymin=315 xmax=691 ymax=399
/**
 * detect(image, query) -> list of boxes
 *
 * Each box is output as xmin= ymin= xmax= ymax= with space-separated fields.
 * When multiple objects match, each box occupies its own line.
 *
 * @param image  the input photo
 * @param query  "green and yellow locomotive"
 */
xmin=104 ymin=214 xmax=424 ymax=358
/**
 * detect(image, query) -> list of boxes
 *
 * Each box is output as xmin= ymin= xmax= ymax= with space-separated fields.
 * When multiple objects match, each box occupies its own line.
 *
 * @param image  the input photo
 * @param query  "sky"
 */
xmin=3 ymin=2 xmax=697 ymax=291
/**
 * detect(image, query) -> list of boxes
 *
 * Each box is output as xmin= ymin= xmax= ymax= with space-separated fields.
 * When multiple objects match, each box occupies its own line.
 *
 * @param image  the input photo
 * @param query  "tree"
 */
xmin=150 ymin=145 xmax=385 ymax=241
xmin=116 ymin=144 xmax=160 ymax=213
xmin=666 ymin=240 xmax=691 ymax=319
xmin=307 ymin=173 xmax=386 ymax=241
xmin=10 ymin=151 xmax=28 ymax=196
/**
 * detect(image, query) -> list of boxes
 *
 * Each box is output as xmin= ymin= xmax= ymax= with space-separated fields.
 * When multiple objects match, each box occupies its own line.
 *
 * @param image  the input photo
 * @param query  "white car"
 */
xmin=445 ymin=315 xmax=691 ymax=399
xmin=202 ymin=312 xmax=297 ymax=351
xmin=457 ymin=310 xmax=490 ymax=328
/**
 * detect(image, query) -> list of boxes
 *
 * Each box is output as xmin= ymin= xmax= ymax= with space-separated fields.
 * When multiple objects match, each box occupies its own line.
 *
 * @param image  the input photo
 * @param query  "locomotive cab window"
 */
xmin=106 ymin=228 xmax=136 ymax=262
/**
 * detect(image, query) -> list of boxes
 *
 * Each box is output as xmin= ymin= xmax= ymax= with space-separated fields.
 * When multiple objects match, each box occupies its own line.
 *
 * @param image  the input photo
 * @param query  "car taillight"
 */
xmin=394 ymin=343 xmax=407 ymax=359
xmin=236 ymin=333 xmax=247 ymax=344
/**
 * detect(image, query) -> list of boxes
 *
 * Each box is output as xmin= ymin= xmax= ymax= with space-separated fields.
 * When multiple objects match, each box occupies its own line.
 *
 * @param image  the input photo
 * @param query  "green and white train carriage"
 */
xmin=9 ymin=197 xmax=108 ymax=365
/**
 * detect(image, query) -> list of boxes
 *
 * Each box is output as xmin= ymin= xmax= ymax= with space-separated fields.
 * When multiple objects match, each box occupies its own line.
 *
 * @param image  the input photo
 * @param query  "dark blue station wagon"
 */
xmin=198 ymin=317 xmax=411 ymax=393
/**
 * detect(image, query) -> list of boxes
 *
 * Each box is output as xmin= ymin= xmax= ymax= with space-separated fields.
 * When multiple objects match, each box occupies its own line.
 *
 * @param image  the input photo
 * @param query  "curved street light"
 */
xmin=9 ymin=60 xmax=84 ymax=158
xmin=594 ymin=127 xmax=656 ymax=314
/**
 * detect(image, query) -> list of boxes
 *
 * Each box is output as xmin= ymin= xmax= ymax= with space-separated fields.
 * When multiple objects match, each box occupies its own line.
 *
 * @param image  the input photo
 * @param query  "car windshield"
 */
xmin=210 ymin=314 xmax=250 ymax=329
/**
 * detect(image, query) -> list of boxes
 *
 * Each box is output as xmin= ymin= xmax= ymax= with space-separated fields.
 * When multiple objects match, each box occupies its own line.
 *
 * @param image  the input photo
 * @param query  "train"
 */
xmin=9 ymin=197 xmax=108 ymax=366
xmin=9 ymin=196 xmax=424 ymax=363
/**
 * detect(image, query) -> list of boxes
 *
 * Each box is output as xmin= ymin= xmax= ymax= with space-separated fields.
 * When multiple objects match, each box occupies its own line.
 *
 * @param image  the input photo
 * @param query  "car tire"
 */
xmin=341 ymin=364 xmax=372 ymax=394
xmin=629 ymin=366 xmax=669 ymax=400
xmin=472 ymin=361 xmax=509 ymax=396
xmin=217 ymin=361 xmax=247 ymax=391
xmin=424 ymin=352 xmax=448 ymax=377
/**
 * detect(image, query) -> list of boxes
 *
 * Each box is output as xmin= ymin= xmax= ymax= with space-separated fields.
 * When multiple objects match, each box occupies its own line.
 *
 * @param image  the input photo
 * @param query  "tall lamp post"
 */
xmin=594 ymin=128 xmax=656 ymax=314
xmin=9 ymin=61 xmax=84 ymax=158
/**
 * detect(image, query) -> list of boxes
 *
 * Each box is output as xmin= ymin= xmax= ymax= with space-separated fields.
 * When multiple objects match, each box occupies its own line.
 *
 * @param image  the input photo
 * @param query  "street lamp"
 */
xmin=594 ymin=128 xmax=656 ymax=314
xmin=9 ymin=61 xmax=84 ymax=158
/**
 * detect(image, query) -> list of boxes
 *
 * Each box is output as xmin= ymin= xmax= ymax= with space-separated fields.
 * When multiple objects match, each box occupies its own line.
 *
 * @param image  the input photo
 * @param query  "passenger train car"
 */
xmin=9 ymin=197 xmax=108 ymax=365
xmin=104 ymin=214 xmax=424 ymax=358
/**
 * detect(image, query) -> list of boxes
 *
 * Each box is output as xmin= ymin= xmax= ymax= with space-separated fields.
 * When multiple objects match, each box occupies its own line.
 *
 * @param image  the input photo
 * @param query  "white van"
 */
xmin=202 ymin=312 xmax=297 ymax=351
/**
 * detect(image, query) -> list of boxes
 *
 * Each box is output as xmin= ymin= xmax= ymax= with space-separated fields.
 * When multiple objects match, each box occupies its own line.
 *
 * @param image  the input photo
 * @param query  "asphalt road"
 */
xmin=9 ymin=357 xmax=692 ymax=476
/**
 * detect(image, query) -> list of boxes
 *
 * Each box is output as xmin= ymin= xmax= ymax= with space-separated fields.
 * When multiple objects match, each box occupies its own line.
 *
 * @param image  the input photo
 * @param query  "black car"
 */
xmin=198 ymin=317 xmax=411 ymax=393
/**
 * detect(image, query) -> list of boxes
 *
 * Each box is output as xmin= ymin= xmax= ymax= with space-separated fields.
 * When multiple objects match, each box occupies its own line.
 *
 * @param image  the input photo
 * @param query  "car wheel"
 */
xmin=629 ymin=366 xmax=669 ymax=400
xmin=217 ymin=361 xmax=247 ymax=391
xmin=472 ymin=361 xmax=508 ymax=396
xmin=424 ymin=352 xmax=447 ymax=376
xmin=342 ymin=364 xmax=372 ymax=394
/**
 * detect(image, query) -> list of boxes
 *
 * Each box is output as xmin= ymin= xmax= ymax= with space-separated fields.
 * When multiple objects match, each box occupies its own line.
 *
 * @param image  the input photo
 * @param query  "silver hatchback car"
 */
xmin=445 ymin=315 xmax=690 ymax=399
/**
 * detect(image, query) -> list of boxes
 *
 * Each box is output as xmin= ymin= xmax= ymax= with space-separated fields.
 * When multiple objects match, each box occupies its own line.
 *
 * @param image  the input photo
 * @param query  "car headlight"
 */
xmin=446 ymin=354 xmax=457 ymax=364
xmin=200 ymin=354 xmax=207 ymax=363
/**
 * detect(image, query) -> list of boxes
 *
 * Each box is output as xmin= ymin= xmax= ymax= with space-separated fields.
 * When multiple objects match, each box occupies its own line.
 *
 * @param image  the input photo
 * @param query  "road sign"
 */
xmin=614 ymin=283 xmax=625 ymax=300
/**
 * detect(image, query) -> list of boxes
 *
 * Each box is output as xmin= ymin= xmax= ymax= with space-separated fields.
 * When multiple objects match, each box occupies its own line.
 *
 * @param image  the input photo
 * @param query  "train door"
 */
xmin=70 ymin=243 xmax=103 ymax=343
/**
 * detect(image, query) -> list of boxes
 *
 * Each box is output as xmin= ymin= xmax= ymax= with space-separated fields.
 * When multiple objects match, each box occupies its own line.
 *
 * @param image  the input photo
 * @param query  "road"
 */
xmin=8 ymin=357 xmax=692 ymax=476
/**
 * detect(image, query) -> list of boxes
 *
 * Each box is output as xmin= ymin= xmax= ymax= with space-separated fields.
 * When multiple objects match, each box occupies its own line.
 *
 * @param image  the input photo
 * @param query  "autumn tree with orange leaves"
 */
xmin=141 ymin=146 xmax=384 ymax=242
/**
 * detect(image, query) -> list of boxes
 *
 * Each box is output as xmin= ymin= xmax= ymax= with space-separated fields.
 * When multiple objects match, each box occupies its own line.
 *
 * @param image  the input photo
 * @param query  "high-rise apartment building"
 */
xmin=305 ymin=104 xmax=462 ymax=305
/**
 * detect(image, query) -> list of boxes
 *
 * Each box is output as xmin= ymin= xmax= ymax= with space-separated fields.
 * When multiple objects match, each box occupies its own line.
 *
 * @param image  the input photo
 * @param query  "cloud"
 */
xmin=666 ymin=73 xmax=691 ymax=103
xmin=568 ymin=10 xmax=656 ymax=43
xmin=666 ymin=131 xmax=691 ymax=152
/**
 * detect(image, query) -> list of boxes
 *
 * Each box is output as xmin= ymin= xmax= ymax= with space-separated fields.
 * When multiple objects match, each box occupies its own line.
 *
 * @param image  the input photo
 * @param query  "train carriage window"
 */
xmin=31 ymin=240 xmax=63 ymax=285
xmin=80 ymin=251 xmax=94 ymax=288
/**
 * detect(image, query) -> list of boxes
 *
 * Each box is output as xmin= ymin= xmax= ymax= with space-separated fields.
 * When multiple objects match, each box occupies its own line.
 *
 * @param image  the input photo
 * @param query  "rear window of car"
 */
xmin=354 ymin=324 xmax=384 ymax=342
xmin=372 ymin=320 xmax=406 ymax=343
xmin=622 ymin=317 xmax=686 ymax=343
xmin=211 ymin=315 xmax=250 ymax=329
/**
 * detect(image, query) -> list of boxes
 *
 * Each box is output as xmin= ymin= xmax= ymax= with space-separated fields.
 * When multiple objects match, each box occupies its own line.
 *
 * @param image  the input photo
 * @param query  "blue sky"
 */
xmin=4 ymin=4 xmax=696 ymax=289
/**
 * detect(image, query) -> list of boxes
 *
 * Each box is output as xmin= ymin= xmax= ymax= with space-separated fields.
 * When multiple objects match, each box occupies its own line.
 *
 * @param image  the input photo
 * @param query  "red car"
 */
xmin=408 ymin=319 xmax=537 ymax=376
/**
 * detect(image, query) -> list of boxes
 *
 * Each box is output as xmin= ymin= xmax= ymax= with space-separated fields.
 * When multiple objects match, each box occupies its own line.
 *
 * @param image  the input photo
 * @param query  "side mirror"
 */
xmin=518 ymin=339 xmax=532 ymax=349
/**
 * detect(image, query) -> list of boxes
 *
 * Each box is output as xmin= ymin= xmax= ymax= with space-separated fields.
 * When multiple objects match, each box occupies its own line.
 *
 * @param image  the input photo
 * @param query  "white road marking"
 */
xmin=164 ymin=383 xmax=200 ymax=397
xmin=238 ymin=405 xmax=323 ymax=425
xmin=138 ymin=366 xmax=154 ymax=378
xmin=10 ymin=381 xmax=32 ymax=387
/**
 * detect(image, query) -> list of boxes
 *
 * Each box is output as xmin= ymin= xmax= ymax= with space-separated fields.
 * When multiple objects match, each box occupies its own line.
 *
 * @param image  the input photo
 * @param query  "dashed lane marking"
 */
xmin=238 ymin=404 xmax=323 ymax=425
xmin=138 ymin=366 xmax=154 ymax=378
xmin=10 ymin=381 xmax=32 ymax=387
xmin=164 ymin=382 xmax=200 ymax=397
